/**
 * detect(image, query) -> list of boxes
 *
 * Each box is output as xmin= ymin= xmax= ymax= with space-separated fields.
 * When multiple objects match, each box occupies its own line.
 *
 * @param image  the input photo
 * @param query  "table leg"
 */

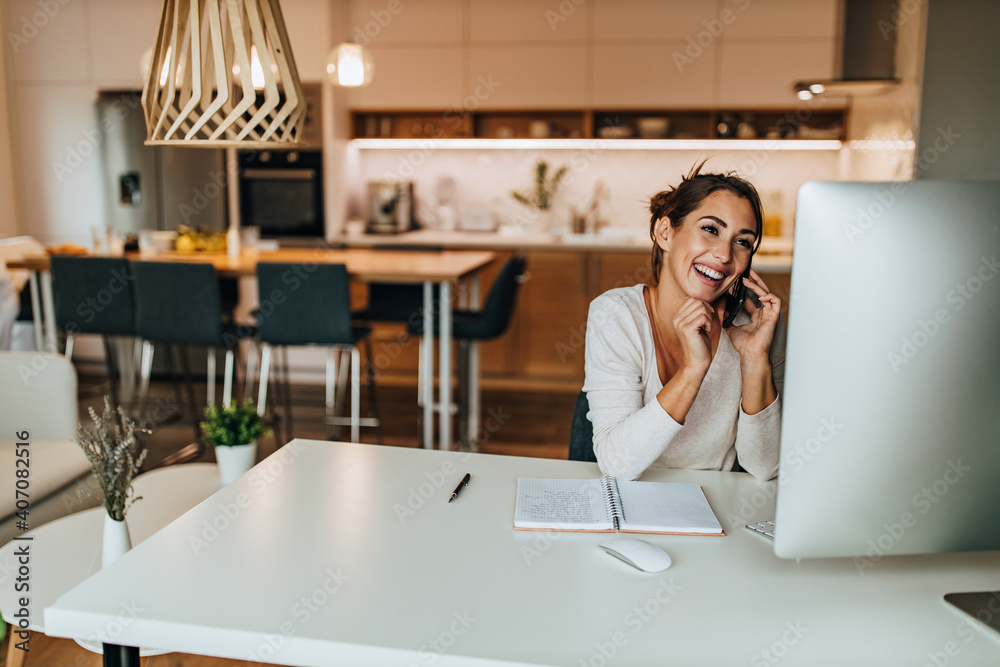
xmin=102 ymin=643 xmax=140 ymax=666
xmin=422 ymin=281 xmax=434 ymax=449
xmin=439 ymin=280 xmax=452 ymax=451
xmin=40 ymin=270 xmax=57 ymax=353
xmin=28 ymin=271 xmax=43 ymax=353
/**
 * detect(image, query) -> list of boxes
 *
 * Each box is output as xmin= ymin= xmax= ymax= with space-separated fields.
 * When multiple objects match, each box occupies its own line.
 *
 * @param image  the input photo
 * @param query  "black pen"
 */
xmin=448 ymin=473 xmax=471 ymax=503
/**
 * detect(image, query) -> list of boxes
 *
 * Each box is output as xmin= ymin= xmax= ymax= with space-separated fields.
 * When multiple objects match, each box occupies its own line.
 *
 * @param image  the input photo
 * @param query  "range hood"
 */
xmin=793 ymin=0 xmax=900 ymax=99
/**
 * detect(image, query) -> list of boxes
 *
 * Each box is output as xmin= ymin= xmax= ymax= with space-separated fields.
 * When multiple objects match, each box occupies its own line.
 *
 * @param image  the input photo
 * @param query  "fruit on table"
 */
xmin=174 ymin=225 xmax=226 ymax=252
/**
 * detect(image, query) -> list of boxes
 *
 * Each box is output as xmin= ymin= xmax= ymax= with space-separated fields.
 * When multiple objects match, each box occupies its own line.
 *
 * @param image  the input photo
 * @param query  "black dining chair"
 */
xmin=132 ymin=261 xmax=254 ymax=429
xmin=50 ymin=255 xmax=138 ymax=406
xmin=254 ymin=262 xmax=377 ymax=443
xmin=406 ymin=255 xmax=528 ymax=447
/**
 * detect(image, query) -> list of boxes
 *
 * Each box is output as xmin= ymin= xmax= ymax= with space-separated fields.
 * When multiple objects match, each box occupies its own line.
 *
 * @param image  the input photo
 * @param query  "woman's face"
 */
xmin=655 ymin=190 xmax=757 ymax=305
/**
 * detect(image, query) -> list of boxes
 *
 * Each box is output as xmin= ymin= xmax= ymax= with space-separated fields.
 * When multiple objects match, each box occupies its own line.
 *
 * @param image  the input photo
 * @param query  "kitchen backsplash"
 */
xmin=348 ymin=147 xmax=843 ymax=238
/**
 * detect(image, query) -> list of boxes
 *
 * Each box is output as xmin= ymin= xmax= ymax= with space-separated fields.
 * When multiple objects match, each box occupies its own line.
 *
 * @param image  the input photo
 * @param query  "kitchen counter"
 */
xmin=339 ymin=229 xmax=794 ymax=272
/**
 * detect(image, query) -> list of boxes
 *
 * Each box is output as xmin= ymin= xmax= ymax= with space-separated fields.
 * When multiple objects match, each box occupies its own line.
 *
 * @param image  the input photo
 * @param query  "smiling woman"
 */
xmin=582 ymin=163 xmax=785 ymax=481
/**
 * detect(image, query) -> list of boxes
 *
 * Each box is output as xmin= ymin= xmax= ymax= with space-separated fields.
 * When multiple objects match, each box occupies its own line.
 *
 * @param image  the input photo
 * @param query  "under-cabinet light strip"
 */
xmin=351 ymin=138 xmax=843 ymax=151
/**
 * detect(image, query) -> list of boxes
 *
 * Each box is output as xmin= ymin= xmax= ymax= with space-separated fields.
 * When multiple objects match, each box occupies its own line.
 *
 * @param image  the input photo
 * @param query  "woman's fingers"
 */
xmin=748 ymin=268 xmax=771 ymax=293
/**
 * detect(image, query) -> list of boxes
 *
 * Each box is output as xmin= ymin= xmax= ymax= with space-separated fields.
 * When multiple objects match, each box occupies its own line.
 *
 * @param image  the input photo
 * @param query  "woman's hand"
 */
xmin=672 ymin=297 xmax=716 ymax=374
xmin=727 ymin=269 xmax=782 ymax=363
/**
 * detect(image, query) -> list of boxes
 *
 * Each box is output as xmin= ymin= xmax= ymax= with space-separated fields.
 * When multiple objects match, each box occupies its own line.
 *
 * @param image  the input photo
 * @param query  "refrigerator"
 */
xmin=97 ymin=90 xmax=227 ymax=235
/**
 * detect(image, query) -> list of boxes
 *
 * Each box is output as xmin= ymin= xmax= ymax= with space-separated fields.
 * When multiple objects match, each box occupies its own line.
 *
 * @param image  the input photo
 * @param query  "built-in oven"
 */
xmin=238 ymin=148 xmax=324 ymax=240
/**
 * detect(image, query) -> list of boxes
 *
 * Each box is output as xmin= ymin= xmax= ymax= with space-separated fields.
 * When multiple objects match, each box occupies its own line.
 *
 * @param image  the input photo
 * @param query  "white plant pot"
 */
xmin=216 ymin=442 xmax=258 ymax=485
xmin=102 ymin=514 xmax=132 ymax=568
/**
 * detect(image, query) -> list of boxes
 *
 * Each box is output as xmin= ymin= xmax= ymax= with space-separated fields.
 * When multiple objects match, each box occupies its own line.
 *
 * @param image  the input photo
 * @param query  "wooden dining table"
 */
xmin=8 ymin=246 xmax=496 ymax=452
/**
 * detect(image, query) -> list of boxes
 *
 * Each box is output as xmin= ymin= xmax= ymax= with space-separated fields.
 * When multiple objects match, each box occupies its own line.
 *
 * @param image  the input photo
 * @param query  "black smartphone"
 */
xmin=723 ymin=265 xmax=752 ymax=328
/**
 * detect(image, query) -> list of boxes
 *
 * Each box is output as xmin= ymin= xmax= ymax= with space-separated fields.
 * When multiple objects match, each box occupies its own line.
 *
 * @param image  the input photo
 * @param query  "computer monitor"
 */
xmin=773 ymin=180 xmax=1000 ymax=560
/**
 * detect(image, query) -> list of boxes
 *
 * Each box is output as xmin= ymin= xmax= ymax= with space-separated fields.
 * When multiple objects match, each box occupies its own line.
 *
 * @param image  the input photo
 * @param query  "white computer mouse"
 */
xmin=599 ymin=538 xmax=672 ymax=573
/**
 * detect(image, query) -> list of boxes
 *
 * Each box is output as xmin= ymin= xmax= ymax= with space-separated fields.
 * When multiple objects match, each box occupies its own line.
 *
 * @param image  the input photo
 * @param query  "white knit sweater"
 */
xmin=582 ymin=284 xmax=784 ymax=481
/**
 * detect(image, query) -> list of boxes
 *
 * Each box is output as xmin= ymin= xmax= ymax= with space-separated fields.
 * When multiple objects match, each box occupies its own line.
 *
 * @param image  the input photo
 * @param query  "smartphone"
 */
xmin=723 ymin=265 xmax=752 ymax=328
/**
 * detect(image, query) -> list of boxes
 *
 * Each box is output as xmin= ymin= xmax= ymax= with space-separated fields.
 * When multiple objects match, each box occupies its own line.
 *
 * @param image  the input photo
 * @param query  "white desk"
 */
xmin=44 ymin=441 xmax=1000 ymax=666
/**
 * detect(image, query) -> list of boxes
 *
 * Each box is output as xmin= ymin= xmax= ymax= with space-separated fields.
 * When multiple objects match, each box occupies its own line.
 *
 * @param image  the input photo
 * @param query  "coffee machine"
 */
xmin=367 ymin=181 xmax=414 ymax=234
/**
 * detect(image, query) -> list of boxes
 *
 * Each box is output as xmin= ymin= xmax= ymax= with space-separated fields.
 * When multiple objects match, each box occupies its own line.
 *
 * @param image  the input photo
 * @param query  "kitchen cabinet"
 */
xmin=349 ymin=47 xmax=465 ymax=110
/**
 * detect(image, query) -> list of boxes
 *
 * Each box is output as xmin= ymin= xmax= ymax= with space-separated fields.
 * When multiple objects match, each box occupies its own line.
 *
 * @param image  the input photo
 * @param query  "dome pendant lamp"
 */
xmin=325 ymin=43 xmax=374 ymax=87
xmin=141 ymin=0 xmax=307 ymax=147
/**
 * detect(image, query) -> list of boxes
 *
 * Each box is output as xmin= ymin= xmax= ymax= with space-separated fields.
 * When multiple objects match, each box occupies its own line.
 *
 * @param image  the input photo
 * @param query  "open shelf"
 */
xmin=351 ymin=107 xmax=847 ymax=144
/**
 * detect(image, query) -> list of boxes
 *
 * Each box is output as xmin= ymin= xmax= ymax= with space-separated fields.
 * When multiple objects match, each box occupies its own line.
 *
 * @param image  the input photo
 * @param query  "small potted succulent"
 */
xmin=75 ymin=396 xmax=148 ymax=567
xmin=201 ymin=400 xmax=270 ymax=484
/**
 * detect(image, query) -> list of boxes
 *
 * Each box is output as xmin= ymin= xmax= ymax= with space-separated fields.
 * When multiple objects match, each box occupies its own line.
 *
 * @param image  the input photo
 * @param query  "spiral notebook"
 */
xmin=513 ymin=476 xmax=724 ymax=536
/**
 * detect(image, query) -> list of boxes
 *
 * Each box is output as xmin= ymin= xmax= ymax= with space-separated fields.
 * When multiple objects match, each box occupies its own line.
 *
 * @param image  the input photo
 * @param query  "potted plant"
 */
xmin=201 ymin=400 xmax=270 ymax=484
xmin=75 ymin=396 xmax=148 ymax=567
xmin=510 ymin=160 xmax=569 ymax=232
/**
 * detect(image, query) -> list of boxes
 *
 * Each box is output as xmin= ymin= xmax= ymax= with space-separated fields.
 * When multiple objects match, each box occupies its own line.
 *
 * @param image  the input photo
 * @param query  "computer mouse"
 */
xmin=599 ymin=538 xmax=672 ymax=573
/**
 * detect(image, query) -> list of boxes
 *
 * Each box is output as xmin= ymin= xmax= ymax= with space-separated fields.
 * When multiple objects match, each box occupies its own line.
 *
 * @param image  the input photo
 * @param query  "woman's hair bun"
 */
xmin=649 ymin=189 xmax=675 ymax=221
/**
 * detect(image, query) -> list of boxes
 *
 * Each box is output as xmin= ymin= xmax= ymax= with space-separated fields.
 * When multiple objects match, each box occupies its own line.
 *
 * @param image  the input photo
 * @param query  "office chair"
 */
xmin=568 ymin=390 xmax=598 ymax=463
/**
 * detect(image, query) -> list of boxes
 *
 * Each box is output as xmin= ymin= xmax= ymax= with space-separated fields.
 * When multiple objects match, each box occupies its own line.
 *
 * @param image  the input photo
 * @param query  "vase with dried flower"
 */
xmin=75 ymin=397 xmax=148 ymax=567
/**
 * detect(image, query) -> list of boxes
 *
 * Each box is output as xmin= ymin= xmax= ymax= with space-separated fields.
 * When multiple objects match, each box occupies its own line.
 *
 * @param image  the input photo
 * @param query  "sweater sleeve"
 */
xmin=582 ymin=294 xmax=684 ymax=481
xmin=732 ymin=311 xmax=786 ymax=480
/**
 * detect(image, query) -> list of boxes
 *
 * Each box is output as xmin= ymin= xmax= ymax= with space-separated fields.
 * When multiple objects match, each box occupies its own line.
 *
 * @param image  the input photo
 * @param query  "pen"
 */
xmin=448 ymin=473 xmax=471 ymax=503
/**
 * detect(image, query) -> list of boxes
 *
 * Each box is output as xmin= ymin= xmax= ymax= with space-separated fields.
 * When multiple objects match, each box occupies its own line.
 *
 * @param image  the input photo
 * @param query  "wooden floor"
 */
xmin=9 ymin=373 xmax=577 ymax=666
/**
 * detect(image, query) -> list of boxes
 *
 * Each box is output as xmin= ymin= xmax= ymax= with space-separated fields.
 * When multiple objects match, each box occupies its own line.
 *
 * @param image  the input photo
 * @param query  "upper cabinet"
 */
xmin=346 ymin=0 xmax=841 ymax=111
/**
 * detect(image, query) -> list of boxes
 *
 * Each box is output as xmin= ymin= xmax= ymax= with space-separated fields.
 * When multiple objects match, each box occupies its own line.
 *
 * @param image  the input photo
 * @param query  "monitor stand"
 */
xmin=944 ymin=592 xmax=1000 ymax=635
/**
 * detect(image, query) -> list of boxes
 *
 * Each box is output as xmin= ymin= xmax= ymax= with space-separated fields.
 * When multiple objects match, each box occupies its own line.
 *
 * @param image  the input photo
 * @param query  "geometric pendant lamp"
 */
xmin=141 ymin=0 xmax=306 ymax=147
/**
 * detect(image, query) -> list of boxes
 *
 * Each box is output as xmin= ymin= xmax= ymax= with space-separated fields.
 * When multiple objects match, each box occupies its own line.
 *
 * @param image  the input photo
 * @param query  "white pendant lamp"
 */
xmin=141 ymin=0 xmax=307 ymax=147
xmin=325 ymin=43 xmax=374 ymax=87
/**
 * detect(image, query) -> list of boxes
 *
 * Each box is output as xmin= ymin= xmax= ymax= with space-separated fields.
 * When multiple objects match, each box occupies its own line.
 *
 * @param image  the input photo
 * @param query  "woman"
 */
xmin=583 ymin=163 xmax=784 ymax=480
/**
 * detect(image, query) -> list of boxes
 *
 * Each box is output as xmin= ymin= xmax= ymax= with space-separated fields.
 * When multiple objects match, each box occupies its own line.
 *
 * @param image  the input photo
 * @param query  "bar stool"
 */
xmin=407 ymin=255 xmax=527 ymax=447
xmin=254 ymin=262 xmax=376 ymax=443
xmin=132 ymin=261 xmax=253 ymax=420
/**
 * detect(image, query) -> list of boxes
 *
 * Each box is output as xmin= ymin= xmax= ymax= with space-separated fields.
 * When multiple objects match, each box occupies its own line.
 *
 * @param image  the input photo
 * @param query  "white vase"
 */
xmin=215 ymin=442 xmax=258 ymax=485
xmin=102 ymin=514 xmax=132 ymax=568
